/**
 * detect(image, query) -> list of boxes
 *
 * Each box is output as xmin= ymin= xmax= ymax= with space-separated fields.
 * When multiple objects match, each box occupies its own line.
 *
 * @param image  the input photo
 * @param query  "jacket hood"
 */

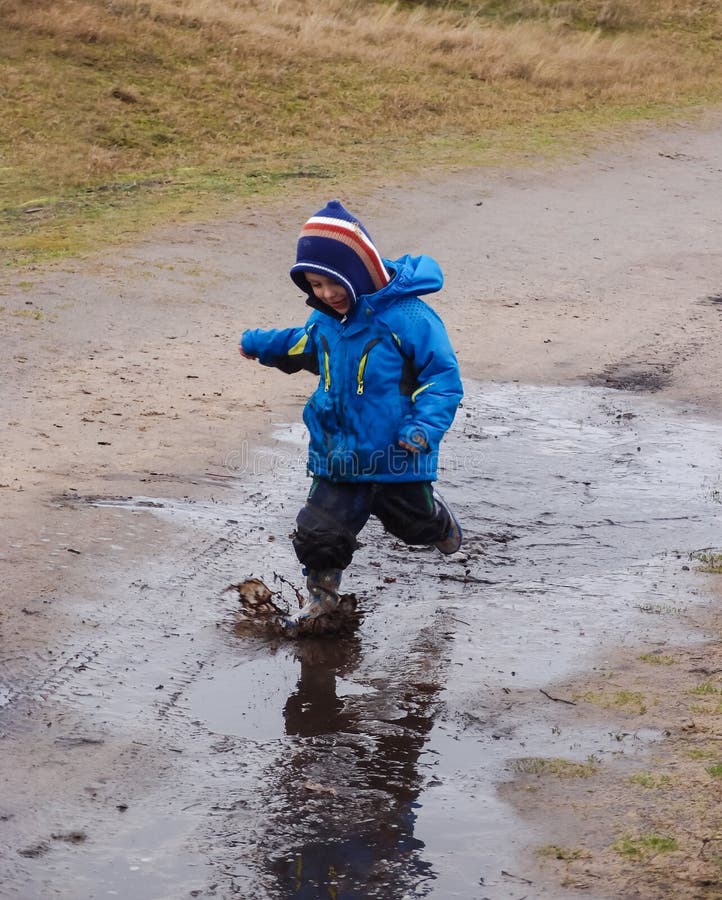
xmin=375 ymin=254 xmax=443 ymax=300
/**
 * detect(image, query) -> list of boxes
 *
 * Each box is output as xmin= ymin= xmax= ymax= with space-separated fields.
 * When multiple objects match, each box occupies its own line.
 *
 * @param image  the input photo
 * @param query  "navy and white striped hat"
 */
xmin=290 ymin=200 xmax=390 ymax=306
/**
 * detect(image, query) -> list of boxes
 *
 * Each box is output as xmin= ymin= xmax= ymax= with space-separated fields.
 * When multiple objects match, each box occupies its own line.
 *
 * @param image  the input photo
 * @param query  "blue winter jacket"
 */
xmin=241 ymin=254 xmax=463 ymax=482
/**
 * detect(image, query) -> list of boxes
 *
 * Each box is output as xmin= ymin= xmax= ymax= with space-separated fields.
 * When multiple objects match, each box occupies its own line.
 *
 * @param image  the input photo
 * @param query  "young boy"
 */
xmin=239 ymin=200 xmax=463 ymax=630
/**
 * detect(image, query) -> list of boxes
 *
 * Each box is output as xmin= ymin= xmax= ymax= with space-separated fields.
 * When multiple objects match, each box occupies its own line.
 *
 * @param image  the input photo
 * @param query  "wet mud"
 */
xmin=1 ymin=380 xmax=721 ymax=899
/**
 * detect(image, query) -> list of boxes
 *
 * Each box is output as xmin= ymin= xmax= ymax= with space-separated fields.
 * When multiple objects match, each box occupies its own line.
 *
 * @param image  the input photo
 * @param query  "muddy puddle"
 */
xmin=2 ymin=381 xmax=721 ymax=900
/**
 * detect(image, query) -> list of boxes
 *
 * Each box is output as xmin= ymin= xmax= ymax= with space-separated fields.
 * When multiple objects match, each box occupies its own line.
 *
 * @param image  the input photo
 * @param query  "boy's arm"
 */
xmin=240 ymin=322 xmax=319 ymax=375
xmin=394 ymin=305 xmax=463 ymax=452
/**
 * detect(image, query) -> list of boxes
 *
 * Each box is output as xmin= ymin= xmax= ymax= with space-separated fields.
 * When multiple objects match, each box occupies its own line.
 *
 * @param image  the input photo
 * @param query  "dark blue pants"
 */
xmin=292 ymin=477 xmax=452 ymax=571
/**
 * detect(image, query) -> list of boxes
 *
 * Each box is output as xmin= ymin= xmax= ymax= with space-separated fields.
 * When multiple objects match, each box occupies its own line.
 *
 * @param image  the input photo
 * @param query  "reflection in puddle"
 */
xmin=192 ymin=633 xmax=444 ymax=897
xmin=71 ymin=384 xmax=722 ymax=898
xmin=266 ymin=632 xmax=444 ymax=899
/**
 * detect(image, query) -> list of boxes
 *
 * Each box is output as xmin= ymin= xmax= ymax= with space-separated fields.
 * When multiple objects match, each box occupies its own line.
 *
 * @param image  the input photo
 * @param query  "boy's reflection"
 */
xmin=268 ymin=626 xmax=450 ymax=899
xmin=283 ymin=638 xmax=360 ymax=739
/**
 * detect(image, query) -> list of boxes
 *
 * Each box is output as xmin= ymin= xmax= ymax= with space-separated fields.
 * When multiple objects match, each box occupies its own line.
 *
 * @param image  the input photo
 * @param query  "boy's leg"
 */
xmin=289 ymin=478 xmax=372 ymax=624
xmin=292 ymin=478 xmax=372 ymax=570
xmin=371 ymin=482 xmax=462 ymax=554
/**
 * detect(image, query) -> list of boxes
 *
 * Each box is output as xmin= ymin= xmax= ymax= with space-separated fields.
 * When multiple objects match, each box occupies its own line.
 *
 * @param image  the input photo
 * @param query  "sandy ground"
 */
xmin=1 ymin=112 xmax=722 ymax=899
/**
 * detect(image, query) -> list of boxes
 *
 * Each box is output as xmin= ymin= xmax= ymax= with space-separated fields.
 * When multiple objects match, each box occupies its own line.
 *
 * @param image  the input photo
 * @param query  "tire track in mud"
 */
xmin=0 ymin=489 xmax=283 ymax=735
xmin=1 ymin=462 xmax=355 ymax=898
xmin=0 ymin=521 xmax=238 ymax=731
xmin=0 ymin=644 xmax=109 ymax=726
xmin=0 ymin=495 xmax=288 ymax=899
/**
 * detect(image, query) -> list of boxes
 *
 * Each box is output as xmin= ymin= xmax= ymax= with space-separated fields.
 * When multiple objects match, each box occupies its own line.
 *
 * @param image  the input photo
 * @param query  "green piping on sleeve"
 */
xmin=411 ymin=381 xmax=435 ymax=403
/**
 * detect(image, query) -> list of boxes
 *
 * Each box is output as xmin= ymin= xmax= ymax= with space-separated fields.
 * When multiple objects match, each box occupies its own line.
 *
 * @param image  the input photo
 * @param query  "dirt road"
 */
xmin=1 ymin=113 xmax=721 ymax=899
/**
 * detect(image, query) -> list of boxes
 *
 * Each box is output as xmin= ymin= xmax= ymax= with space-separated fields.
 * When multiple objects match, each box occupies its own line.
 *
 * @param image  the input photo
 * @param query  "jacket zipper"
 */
xmin=319 ymin=335 xmax=331 ymax=392
xmin=356 ymin=338 xmax=383 ymax=395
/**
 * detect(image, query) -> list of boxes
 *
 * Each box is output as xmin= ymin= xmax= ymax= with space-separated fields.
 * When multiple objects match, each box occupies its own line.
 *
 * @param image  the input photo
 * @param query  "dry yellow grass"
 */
xmin=1 ymin=0 xmax=720 ymax=264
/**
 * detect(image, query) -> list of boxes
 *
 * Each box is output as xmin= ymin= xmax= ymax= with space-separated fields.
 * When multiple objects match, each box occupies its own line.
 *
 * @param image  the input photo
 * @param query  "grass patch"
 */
xmin=629 ymin=772 xmax=673 ymax=789
xmin=638 ymin=652 xmax=677 ymax=665
xmin=432 ymin=0 xmax=722 ymax=34
xmin=612 ymin=832 xmax=679 ymax=859
xmin=2 ymin=0 xmax=722 ymax=266
xmin=578 ymin=689 xmax=648 ymax=714
xmin=510 ymin=755 xmax=601 ymax=777
xmin=10 ymin=308 xmax=44 ymax=320
xmin=686 ymin=745 xmax=721 ymax=760
xmin=690 ymin=680 xmax=722 ymax=696
xmin=507 ymin=636 xmax=722 ymax=896
xmin=636 ymin=602 xmax=685 ymax=615
xmin=691 ymin=551 xmax=722 ymax=574
xmin=690 ymin=701 xmax=722 ymax=715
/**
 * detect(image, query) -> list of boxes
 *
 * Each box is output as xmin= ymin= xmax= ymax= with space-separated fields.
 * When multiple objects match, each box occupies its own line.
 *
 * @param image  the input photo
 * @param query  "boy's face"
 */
xmin=305 ymin=272 xmax=351 ymax=315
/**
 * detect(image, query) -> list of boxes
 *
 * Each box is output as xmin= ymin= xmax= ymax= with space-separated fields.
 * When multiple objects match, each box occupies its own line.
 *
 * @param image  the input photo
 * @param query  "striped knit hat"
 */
xmin=290 ymin=200 xmax=391 ymax=307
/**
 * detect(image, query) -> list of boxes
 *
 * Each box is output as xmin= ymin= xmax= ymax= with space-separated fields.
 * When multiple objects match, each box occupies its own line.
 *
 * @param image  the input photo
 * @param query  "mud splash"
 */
xmin=1 ymin=382 xmax=721 ymax=899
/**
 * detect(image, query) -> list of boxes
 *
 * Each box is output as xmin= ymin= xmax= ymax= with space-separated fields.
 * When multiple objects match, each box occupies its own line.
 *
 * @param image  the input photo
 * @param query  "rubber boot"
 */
xmin=285 ymin=568 xmax=342 ymax=626
xmin=433 ymin=491 xmax=463 ymax=555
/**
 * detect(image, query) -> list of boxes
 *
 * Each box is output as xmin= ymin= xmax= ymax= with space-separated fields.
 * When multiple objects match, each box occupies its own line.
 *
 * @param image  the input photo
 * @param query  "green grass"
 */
xmin=692 ymin=551 xmax=722 ymax=574
xmin=612 ymin=832 xmax=679 ymax=859
xmin=686 ymin=746 xmax=721 ymax=760
xmin=9 ymin=309 xmax=46 ymax=321
xmin=579 ymin=689 xmax=648 ymax=714
xmin=636 ymin=601 xmax=686 ymax=615
xmin=690 ymin=680 xmax=722 ymax=696
xmin=2 ymin=0 xmax=721 ymax=267
xmin=638 ymin=652 xmax=678 ymax=665
xmin=429 ymin=0 xmax=722 ymax=34
xmin=629 ymin=772 xmax=673 ymax=789
xmin=510 ymin=755 xmax=601 ymax=777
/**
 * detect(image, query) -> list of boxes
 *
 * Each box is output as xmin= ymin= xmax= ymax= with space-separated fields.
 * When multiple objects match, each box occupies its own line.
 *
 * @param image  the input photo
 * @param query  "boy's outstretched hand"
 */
xmin=239 ymin=347 xmax=256 ymax=360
